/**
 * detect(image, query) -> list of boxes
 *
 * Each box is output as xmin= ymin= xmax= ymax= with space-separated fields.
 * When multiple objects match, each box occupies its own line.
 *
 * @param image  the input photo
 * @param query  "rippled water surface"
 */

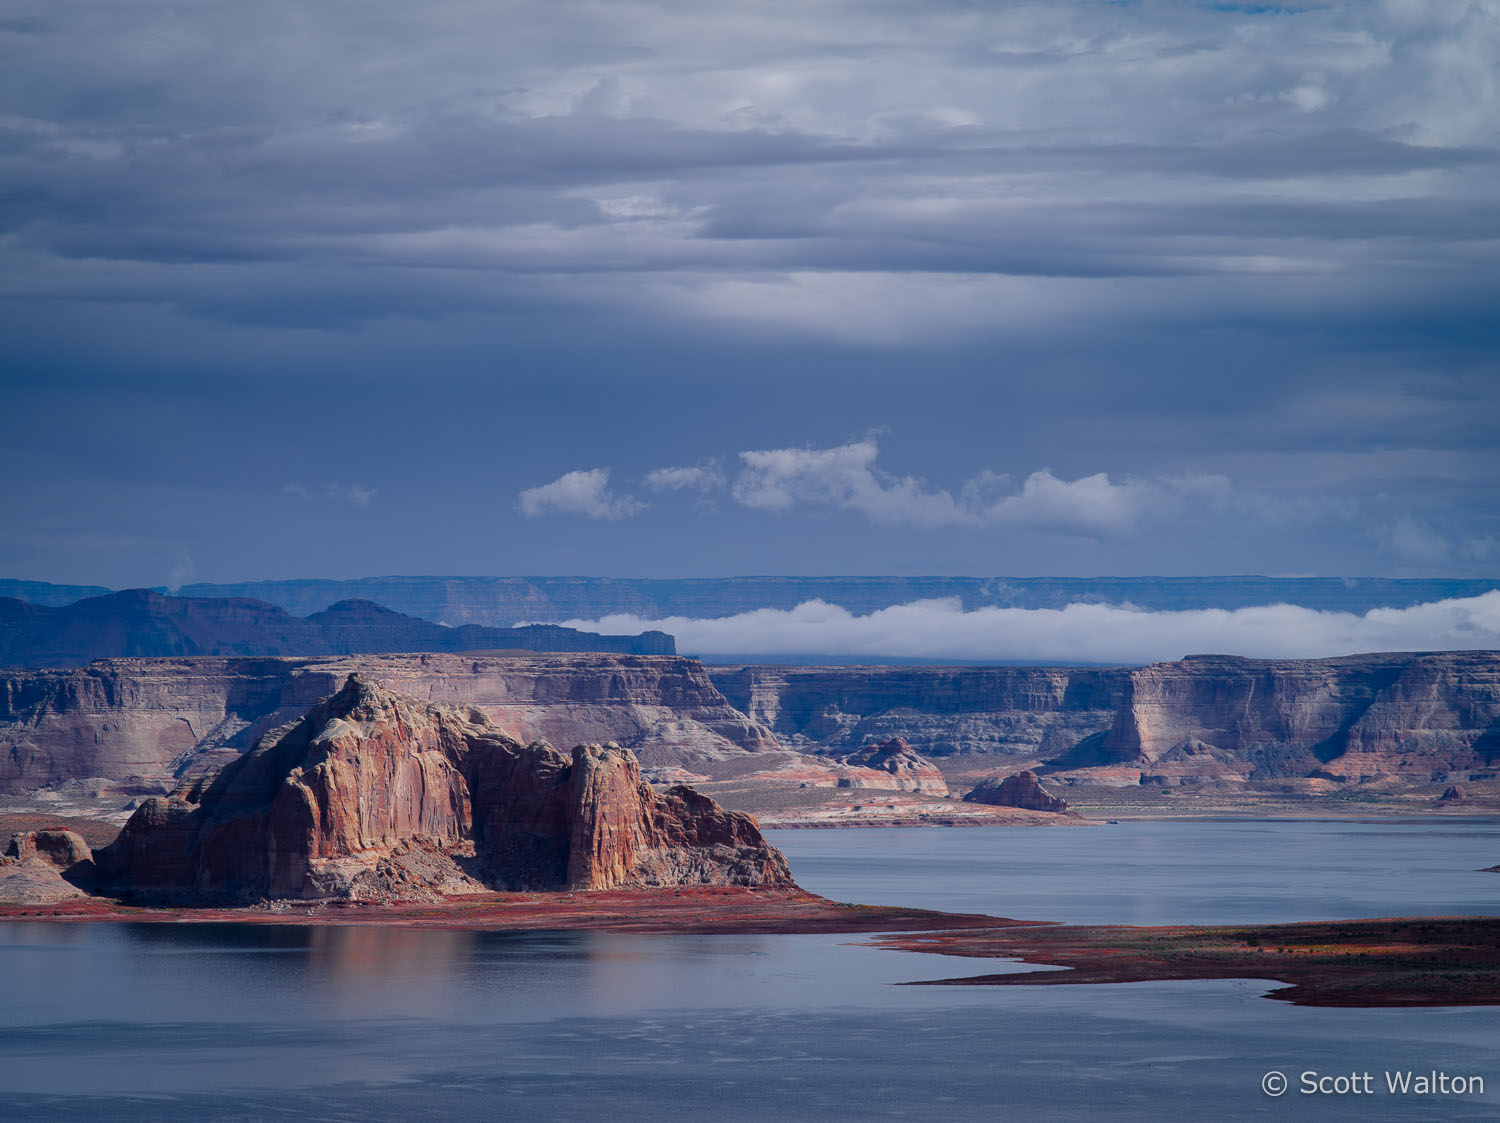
xmin=2 ymin=820 xmax=1498 ymax=1121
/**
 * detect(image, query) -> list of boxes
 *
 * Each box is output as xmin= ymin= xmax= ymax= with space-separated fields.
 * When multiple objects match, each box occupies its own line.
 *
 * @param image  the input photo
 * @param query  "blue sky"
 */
xmin=2 ymin=0 xmax=1497 ymax=588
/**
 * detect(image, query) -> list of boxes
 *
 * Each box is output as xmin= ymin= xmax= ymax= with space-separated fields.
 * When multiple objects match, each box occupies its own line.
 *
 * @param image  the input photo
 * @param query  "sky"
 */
xmin=2 ymin=0 xmax=1498 ymax=593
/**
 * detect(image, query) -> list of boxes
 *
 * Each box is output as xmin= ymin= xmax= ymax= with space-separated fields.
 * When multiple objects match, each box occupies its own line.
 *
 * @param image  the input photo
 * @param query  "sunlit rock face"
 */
xmin=1097 ymin=653 xmax=1500 ymax=782
xmin=95 ymin=675 xmax=793 ymax=902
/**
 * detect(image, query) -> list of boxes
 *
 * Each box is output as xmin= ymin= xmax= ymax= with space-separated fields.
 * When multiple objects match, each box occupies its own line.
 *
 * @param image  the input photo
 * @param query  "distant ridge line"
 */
xmin=4 ymin=575 xmax=1499 ymax=628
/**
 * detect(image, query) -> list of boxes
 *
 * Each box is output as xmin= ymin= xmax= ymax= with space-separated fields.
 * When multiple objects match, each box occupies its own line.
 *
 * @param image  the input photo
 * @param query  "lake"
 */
xmin=2 ymin=819 xmax=1498 ymax=1121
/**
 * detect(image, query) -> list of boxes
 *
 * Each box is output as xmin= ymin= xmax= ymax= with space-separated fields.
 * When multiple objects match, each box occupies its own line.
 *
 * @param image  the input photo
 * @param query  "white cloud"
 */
xmin=643 ymin=461 xmax=726 ymax=493
xmin=517 ymin=468 xmax=644 ymax=520
xmin=324 ymin=483 xmax=376 ymax=508
xmin=972 ymin=468 xmax=1234 ymax=539
xmin=282 ymin=482 xmax=376 ymax=507
xmin=727 ymin=440 xmax=1237 ymax=537
xmin=561 ymin=592 xmax=1500 ymax=664
xmin=165 ymin=550 xmax=195 ymax=595
xmin=732 ymin=440 xmax=974 ymax=527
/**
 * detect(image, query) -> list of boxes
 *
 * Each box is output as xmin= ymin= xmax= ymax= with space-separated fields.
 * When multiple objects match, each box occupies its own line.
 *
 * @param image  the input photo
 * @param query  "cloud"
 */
xmin=4 ymin=0 xmax=1498 ymax=342
xmin=726 ymin=440 xmax=1238 ymax=537
xmin=732 ymin=439 xmax=972 ymax=527
xmin=325 ymin=483 xmax=376 ymax=508
xmin=969 ymin=469 xmax=1234 ymax=538
xmin=517 ymin=468 xmax=644 ymax=520
xmin=643 ymin=461 xmax=726 ymax=493
xmin=561 ymin=592 xmax=1500 ymax=663
xmin=165 ymin=550 xmax=195 ymax=595
xmin=282 ymin=482 xmax=375 ymax=507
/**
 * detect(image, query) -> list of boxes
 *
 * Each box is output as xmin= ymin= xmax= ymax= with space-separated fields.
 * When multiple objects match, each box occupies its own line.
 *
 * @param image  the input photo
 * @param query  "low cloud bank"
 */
xmin=560 ymin=592 xmax=1500 ymax=664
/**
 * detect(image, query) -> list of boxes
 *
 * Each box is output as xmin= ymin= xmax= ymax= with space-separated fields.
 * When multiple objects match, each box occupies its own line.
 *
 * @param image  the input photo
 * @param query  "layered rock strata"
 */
xmin=5 ymin=651 xmax=1500 ymax=812
xmin=94 ymin=675 xmax=792 ymax=902
xmin=0 ymin=654 xmax=776 ymax=796
xmin=1092 ymin=652 xmax=1500 ymax=784
xmin=709 ymin=664 xmax=1126 ymax=758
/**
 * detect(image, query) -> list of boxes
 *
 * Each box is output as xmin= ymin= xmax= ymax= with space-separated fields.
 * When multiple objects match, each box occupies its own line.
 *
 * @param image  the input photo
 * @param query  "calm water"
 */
xmin=1 ymin=820 xmax=1498 ymax=1121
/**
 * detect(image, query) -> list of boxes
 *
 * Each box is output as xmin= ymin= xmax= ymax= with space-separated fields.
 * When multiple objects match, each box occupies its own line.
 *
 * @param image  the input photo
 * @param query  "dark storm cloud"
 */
xmin=0 ymin=0 xmax=1496 ymax=587
xmin=2 ymin=0 xmax=1497 ymax=332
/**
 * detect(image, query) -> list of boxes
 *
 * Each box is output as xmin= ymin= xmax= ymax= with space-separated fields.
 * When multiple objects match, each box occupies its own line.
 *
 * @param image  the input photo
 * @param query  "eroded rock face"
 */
xmin=0 ymin=829 xmax=95 ymax=904
xmin=0 ymin=654 xmax=778 ymax=798
xmin=964 ymin=771 xmax=1070 ymax=814
xmin=710 ymin=665 xmax=1126 ymax=758
xmin=4 ymin=829 xmax=92 ymax=870
xmin=94 ymin=675 xmax=792 ymax=902
xmin=1097 ymin=653 xmax=1500 ymax=783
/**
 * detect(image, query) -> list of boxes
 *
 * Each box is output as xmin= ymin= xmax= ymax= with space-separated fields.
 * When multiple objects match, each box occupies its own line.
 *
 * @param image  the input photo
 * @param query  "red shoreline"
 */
xmin=0 ymin=886 xmax=1032 ymax=936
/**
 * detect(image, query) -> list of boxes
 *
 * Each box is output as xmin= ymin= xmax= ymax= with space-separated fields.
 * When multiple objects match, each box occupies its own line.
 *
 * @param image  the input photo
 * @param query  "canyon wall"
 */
xmin=1095 ymin=652 xmax=1500 ymax=783
xmin=708 ymin=664 xmax=1127 ymax=758
xmin=0 ymin=654 xmax=775 ymax=797
xmin=4 ymin=651 xmax=1499 ymax=806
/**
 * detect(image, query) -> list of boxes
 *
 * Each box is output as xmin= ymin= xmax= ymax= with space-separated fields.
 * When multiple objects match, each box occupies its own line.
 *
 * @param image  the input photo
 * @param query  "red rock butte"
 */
xmin=93 ymin=674 xmax=793 ymax=903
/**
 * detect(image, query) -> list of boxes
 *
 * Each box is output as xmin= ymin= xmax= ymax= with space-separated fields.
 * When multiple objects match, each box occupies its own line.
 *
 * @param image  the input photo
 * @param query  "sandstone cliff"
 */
xmin=1092 ymin=652 xmax=1500 ymax=785
xmin=0 ymin=653 xmax=776 ymax=797
xmin=7 ymin=650 xmax=1500 ymax=817
xmin=708 ymin=664 xmax=1126 ymax=758
xmin=95 ymin=675 xmax=792 ymax=902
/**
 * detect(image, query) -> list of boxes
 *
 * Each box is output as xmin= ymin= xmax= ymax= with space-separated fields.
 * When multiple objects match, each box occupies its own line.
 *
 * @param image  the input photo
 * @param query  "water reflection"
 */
xmin=3 ymin=820 xmax=1500 ymax=1121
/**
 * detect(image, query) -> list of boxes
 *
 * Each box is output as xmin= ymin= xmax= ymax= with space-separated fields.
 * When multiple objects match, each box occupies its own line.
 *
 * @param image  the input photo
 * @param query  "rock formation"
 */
xmin=0 ymin=653 xmax=777 ymax=797
xmin=94 ymin=675 xmax=792 ymax=902
xmin=6 ymin=649 xmax=1500 ymax=815
xmin=836 ymin=739 xmax=948 ymax=793
xmin=0 ymin=828 xmax=95 ymax=904
xmin=4 ymin=828 xmax=92 ymax=870
xmin=0 ymin=590 xmax=674 ymax=669
xmin=710 ymin=664 xmax=1126 ymax=758
xmin=964 ymin=771 xmax=1071 ymax=814
xmin=1093 ymin=652 xmax=1500 ymax=784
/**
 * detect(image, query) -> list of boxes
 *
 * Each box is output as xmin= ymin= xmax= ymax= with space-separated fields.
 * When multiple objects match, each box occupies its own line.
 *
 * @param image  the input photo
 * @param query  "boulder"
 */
xmin=964 ymin=770 xmax=1071 ymax=814
xmin=836 ymin=739 xmax=949 ymax=794
xmin=4 ymin=829 xmax=92 ymax=870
